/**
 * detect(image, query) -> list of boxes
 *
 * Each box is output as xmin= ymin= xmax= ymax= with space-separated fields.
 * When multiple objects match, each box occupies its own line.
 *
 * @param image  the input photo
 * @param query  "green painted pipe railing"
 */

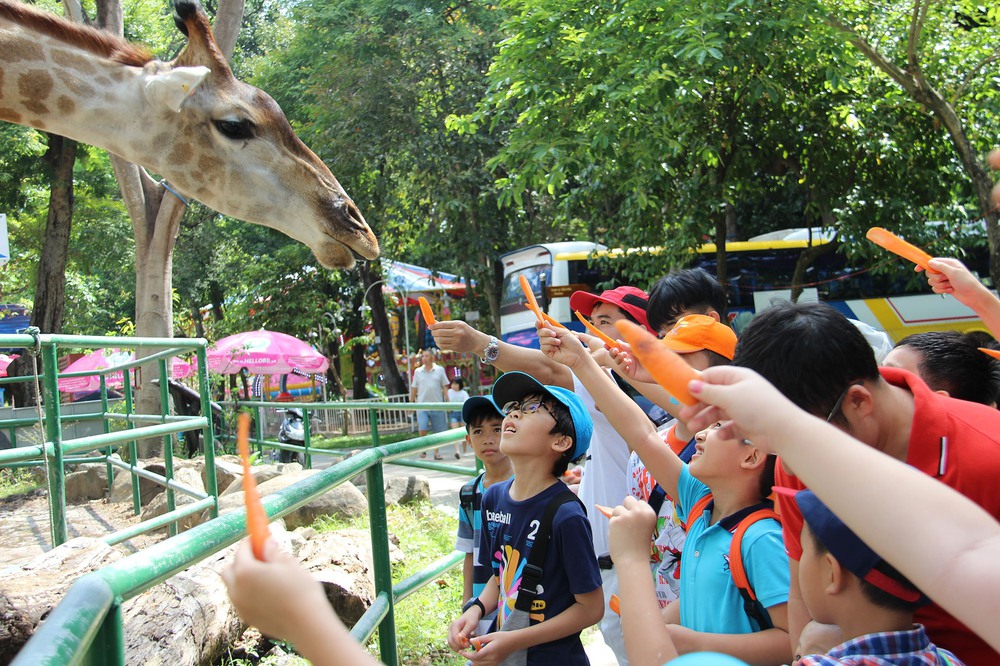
xmin=12 ymin=430 xmax=474 ymax=666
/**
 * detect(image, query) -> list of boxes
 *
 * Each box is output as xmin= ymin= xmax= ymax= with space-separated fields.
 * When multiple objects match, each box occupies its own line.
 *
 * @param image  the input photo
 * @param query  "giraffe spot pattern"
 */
xmin=57 ymin=95 xmax=74 ymax=115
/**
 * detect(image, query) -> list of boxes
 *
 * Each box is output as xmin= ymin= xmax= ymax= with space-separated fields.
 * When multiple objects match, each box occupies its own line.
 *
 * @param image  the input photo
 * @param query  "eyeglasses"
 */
xmin=825 ymin=382 xmax=861 ymax=423
xmin=501 ymin=399 xmax=553 ymax=418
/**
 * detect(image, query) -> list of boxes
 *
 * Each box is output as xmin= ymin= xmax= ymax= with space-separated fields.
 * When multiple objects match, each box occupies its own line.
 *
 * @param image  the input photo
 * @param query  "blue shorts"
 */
xmin=448 ymin=410 xmax=463 ymax=424
xmin=417 ymin=410 xmax=447 ymax=433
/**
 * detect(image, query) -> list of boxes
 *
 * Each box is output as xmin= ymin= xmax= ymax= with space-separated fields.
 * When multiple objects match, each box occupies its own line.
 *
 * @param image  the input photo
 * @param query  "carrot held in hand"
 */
xmin=979 ymin=347 xmax=1000 ymax=361
xmin=575 ymin=311 xmax=620 ymax=350
xmin=237 ymin=412 xmax=271 ymax=559
xmin=866 ymin=227 xmax=939 ymax=274
xmin=540 ymin=311 xmax=567 ymax=329
xmin=519 ymin=275 xmax=543 ymax=321
xmin=609 ymin=594 xmax=621 ymax=616
xmin=418 ymin=296 xmax=437 ymax=325
xmin=594 ymin=504 xmax=614 ymax=519
xmin=615 ymin=320 xmax=701 ymax=406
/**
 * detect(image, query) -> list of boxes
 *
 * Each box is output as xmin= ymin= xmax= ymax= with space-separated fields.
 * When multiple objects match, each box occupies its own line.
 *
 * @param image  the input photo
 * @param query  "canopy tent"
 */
xmin=382 ymin=260 xmax=472 ymax=302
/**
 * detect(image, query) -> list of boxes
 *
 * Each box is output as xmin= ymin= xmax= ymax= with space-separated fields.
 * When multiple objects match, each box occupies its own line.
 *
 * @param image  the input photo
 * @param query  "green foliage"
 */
xmin=0 ymin=468 xmax=43 ymax=500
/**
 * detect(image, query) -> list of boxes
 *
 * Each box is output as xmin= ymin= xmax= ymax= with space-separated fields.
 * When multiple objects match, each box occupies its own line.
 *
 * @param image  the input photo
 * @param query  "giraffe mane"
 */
xmin=1 ymin=0 xmax=152 ymax=67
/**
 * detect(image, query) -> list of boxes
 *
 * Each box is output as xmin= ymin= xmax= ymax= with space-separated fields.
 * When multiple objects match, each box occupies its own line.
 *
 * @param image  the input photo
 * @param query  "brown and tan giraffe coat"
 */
xmin=0 ymin=0 xmax=378 ymax=268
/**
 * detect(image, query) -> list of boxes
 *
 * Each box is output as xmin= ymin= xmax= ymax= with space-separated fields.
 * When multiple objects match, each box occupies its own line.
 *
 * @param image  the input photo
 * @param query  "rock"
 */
xmin=0 ymin=538 xmax=123 ymax=661
xmin=218 ymin=464 xmax=285 ymax=498
xmin=295 ymin=529 xmax=402 ymax=626
xmin=139 ymin=467 xmax=208 ymax=533
xmin=384 ymin=475 xmax=430 ymax=506
xmin=64 ymin=464 xmax=109 ymax=504
xmin=109 ymin=459 xmax=169 ymax=506
xmin=203 ymin=456 xmax=243 ymax=494
xmin=213 ymin=470 xmax=368 ymax=529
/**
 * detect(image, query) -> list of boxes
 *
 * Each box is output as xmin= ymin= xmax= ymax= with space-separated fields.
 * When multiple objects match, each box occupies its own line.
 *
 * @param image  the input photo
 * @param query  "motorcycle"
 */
xmin=277 ymin=408 xmax=314 ymax=464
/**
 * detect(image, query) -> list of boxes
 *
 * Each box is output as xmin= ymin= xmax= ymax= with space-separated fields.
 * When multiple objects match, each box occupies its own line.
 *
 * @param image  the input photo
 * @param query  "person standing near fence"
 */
xmin=411 ymin=349 xmax=450 ymax=460
xmin=448 ymin=377 xmax=471 ymax=458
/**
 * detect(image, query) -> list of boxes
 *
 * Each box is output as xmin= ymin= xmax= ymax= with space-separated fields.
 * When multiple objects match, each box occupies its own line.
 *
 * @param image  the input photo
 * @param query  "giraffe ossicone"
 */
xmin=0 ymin=0 xmax=378 ymax=268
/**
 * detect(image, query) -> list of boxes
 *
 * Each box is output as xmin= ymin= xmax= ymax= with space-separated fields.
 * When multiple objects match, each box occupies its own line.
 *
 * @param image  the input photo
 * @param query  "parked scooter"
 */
xmin=277 ymin=408 xmax=313 ymax=464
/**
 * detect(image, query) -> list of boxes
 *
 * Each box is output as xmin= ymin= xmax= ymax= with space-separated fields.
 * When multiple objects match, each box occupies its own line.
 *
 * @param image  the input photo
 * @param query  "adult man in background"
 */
xmin=410 ymin=349 xmax=450 ymax=460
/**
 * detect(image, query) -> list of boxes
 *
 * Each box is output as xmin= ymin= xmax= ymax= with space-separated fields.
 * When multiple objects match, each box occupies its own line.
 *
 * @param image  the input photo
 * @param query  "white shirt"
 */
xmin=411 ymin=363 xmax=449 ymax=403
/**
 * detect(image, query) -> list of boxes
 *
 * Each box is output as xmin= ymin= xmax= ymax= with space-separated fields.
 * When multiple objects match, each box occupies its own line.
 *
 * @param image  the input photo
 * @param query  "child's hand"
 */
xmin=221 ymin=538 xmax=329 ymax=642
xmin=464 ymin=630 xmax=517 ymax=665
xmin=607 ymin=496 xmax=657 ymax=565
xmin=923 ymin=257 xmax=994 ymax=309
xmin=538 ymin=324 xmax=587 ymax=368
xmin=678 ymin=365 xmax=799 ymax=455
xmin=447 ymin=609 xmax=482 ymax=652
xmin=608 ymin=344 xmax=655 ymax=384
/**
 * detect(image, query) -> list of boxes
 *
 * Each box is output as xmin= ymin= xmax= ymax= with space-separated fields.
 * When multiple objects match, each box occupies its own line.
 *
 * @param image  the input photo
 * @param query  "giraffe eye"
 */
xmin=213 ymin=118 xmax=255 ymax=140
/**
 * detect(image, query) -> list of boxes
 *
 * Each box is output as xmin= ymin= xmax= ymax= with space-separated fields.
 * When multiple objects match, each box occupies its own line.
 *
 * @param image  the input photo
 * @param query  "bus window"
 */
xmin=500 ymin=265 xmax=551 ymax=317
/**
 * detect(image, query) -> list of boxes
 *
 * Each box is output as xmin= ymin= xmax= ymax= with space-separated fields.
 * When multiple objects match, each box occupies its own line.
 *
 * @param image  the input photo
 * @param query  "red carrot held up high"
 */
xmin=237 ymin=412 xmax=271 ymax=560
xmin=418 ymin=296 xmax=438 ymax=325
xmin=866 ymin=227 xmax=939 ymax=274
xmin=575 ymin=311 xmax=620 ymax=350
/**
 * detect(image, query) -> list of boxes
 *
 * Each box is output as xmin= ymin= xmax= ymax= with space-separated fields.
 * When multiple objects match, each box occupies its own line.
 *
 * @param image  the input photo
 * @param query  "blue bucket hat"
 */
xmin=490 ymin=371 xmax=593 ymax=462
xmin=461 ymin=395 xmax=503 ymax=424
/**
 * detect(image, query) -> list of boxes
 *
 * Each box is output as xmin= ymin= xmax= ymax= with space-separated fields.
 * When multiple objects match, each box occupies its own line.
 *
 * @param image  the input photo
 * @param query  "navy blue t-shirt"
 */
xmin=478 ymin=479 xmax=602 ymax=664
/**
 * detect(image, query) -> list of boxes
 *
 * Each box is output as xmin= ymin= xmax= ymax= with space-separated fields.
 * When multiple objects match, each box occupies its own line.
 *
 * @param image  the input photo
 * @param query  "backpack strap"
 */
xmin=729 ymin=507 xmax=781 ymax=631
xmin=459 ymin=472 xmax=485 ymax=528
xmin=514 ymin=489 xmax=582 ymax=613
xmin=683 ymin=492 xmax=714 ymax=532
xmin=647 ymin=483 xmax=668 ymax=515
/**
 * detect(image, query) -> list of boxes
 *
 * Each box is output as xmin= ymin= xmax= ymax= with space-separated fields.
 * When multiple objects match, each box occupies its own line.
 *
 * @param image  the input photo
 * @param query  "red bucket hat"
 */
xmin=569 ymin=286 xmax=653 ymax=333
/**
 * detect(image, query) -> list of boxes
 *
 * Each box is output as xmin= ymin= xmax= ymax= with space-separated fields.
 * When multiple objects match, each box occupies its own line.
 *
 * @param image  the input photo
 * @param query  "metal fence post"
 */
xmin=41 ymin=340 xmax=67 ymax=546
xmin=196 ymin=346 xmax=218 ymax=517
xmin=366 ymin=407 xmax=397 ymax=664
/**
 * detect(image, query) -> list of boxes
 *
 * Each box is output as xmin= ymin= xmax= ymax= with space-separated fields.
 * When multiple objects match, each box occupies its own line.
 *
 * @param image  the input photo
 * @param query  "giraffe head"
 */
xmin=152 ymin=0 xmax=379 ymax=268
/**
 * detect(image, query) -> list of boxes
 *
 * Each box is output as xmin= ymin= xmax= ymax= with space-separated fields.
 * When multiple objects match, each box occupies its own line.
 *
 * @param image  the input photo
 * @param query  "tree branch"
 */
xmin=826 ymin=15 xmax=919 ymax=95
xmin=955 ymin=48 xmax=1000 ymax=101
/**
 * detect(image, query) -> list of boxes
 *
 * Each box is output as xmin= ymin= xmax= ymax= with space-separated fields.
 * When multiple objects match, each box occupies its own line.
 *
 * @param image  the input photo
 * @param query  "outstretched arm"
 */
xmin=429 ymin=319 xmax=573 ymax=388
xmin=923 ymin=257 xmax=1000 ymax=341
xmin=222 ymin=539 xmax=380 ymax=666
xmin=539 ymin=325 xmax=684 ymax=501
xmin=681 ymin=366 xmax=1000 ymax=652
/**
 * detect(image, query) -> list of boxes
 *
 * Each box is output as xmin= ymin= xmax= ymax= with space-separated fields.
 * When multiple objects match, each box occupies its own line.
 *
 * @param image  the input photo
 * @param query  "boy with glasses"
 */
xmin=447 ymin=371 xmax=604 ymax=665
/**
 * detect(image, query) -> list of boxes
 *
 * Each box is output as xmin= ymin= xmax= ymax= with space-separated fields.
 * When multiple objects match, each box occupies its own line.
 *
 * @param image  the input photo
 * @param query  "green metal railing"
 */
xmin=0 ymin=333 xmax=216 ymax=546
xmin=11 ymin=428 xmax=472 ymax=665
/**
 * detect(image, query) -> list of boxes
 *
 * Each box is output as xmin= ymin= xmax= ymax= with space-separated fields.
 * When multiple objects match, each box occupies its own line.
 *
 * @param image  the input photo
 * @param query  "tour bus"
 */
xmin=499 ymin=232 xmax=990 ymax=347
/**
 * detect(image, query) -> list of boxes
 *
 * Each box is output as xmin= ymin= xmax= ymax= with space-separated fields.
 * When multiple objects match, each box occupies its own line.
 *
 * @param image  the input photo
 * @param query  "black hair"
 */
xmin=647 ymin=268 xmax=728 ymax=333
xmin=758 ymin=454 xmax=777 ymax=502
xmin=894 ymin=331 xmax=1000 ymax=406
xmin=450 ymin=376 xmax=465 ymax=390
xmin=519 ymin=392 xmax=578 ymax=476
xmin=465 ymin=404 xmax=503 ymax=432
xmin=705 ymin=349 xmax=732 ymax=368
xmin=807 ymin=525 xmax=921 ymax=613
xmin=734 ymin=302 xmax=880 ymax=419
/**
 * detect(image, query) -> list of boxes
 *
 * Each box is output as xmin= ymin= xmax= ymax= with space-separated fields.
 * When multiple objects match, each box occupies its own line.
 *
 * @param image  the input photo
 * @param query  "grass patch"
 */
xmin=0 ymin=467 xmax=43 ymax=499
xmin=311 ymin=430 xmax=416 ymax=451
xmin=313 ymin=502 xmax=465 ymax=665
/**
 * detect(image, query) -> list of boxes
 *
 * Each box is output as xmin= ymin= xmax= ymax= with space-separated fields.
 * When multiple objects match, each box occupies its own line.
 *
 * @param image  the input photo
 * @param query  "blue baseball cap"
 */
xmin=490 ymin=371 xmax=593 ymax=462
xmin=776 ymin=487 xmax=926 ymax=605
xmin=462 ymin=395 xmax=503 ymax=424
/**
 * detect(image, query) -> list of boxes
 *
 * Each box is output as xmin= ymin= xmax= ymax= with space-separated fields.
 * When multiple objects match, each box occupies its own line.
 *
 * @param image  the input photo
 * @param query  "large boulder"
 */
xmin=64 ymin=464 xmax=109 ymax=504
xmin=384 ymin=475 xmax=430 ymax=506
xmin=218 ymin=463 xmax=291 ymax=498
xmin=202 ymin=456 xmax=243 ymax=494
xmin=140 ymin=467 xmax=208 ymax=533
xmin=213 ymin=470 xmax=367 ymax=529
xmin=109 ymin=459 xmax=169 ymax=506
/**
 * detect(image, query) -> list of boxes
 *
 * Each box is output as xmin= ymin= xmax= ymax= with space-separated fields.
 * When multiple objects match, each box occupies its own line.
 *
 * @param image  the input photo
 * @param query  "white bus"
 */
xmin=499 ymin=235 xmax=990 ymax=347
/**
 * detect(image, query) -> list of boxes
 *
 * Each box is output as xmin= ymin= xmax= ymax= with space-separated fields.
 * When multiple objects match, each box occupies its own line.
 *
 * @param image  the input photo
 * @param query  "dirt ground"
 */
xmin=0 ymin=490 xmax=165 ymax=568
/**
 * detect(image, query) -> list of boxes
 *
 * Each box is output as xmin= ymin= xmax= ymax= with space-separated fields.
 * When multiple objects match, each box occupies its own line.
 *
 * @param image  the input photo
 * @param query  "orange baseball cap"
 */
xmin=662 ymin=315 xmax=737 ymax=360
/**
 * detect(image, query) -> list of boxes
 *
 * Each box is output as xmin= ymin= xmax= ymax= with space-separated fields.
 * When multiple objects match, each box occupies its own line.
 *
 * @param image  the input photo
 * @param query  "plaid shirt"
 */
xmin=796 ymin=625 xmax=964 ymax=665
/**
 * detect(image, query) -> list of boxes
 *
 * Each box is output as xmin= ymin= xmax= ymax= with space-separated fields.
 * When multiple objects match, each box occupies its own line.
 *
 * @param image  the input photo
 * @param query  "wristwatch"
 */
xmin=463 ymin=597 xmax=486 ymax=617
xmin=480 ymin=336 xmax=500 ymax=365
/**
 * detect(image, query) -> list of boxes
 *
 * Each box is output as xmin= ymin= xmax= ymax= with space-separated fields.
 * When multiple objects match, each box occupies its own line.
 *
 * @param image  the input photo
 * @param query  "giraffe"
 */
xmin=0 ymin=0 xmax=378 ymax=268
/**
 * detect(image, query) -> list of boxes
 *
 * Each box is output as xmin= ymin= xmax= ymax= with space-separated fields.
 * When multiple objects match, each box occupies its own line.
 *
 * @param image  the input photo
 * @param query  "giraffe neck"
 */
xmin=1 ymin=16 xmax=161 ymax=164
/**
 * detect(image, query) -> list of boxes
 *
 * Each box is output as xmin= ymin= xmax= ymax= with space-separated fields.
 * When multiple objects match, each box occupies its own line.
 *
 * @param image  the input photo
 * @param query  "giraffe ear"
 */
xmin=143 ymin=66 xmax=211 ymax=113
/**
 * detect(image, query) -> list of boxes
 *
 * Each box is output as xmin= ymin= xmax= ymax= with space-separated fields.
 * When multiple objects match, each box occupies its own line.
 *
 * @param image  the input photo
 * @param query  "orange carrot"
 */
xmin=594 ymin=504 xmax=614 ymax=519
xmin=237 ymin=412 xmax=271 ymax=559
xmin=574 ymin=311 xmax=620 ymax=350
xmin=418 ymin=296 xmax=437 ymax=325
xmin=609 ymin=593 xmax=621 ymax=616
xmin=540 ymin=311 xmax=568 ymax=329
xmin=979 ymin=347 xmax=1000 ymax=361
xmin=615 ymin=320 xmax=701 ymax=406
xmin=866 ymin=227 xmax=939 ymax=274
xmin=519 ymin=275 xmax=543 ymax=321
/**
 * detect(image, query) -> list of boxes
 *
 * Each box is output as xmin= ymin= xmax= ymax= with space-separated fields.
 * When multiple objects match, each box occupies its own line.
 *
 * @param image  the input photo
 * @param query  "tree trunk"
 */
xmin=6 ymin=135 xmax=77 ymax=407
xmin=360 ymin=262 xmax=406 ymax=396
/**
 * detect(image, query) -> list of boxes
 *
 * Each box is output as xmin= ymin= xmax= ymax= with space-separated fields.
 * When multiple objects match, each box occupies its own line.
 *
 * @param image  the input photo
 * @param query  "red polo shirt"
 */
xmin=774 ymin=367 xmax=1000 ymax=665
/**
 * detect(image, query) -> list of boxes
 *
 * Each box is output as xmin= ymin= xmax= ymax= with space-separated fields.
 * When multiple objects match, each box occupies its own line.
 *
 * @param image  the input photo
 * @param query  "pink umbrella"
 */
xmin=207 ymin=329 xmax=329 ymax=375
xmin=58 ymin=349 xmax=134 ymax=393
xmin=58 ymin=351 xmax=194 ymax=391
xmin=0 ymin=353 xmax=18 ymax=378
